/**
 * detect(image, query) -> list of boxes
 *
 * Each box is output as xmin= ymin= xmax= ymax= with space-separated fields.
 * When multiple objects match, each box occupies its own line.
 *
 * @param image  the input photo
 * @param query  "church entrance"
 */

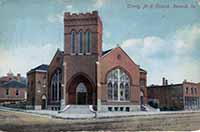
xmin=76 ymin=83 xmax=87 ymax=104
xmin=67 ymin=73 xmax=96 ymax=105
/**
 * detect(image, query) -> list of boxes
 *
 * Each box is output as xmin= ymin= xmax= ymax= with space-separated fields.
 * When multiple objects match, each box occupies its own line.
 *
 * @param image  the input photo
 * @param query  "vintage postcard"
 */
xmin=0 ymin=0 xmax=200 ymax=131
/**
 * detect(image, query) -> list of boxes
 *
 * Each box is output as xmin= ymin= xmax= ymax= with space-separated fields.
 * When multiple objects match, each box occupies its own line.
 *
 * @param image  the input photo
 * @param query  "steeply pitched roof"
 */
xmin=102 ymin=49 xmax=112 ymax=56
xmin=49 ymin=49 xmax=64 ymax=67
xmin=0 ymin=80 xmax=26 ymax=88
xmin=140 ymin=68 xmax=147 ymax=73
xmin=148 ymin=83 xmax=182 ymax=88
xmin=28 ymin=64 xmax=48 ymax=73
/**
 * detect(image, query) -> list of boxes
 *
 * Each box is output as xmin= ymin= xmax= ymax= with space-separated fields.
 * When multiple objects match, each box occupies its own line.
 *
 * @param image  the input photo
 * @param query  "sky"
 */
xmin=0 ymin=0 xmax=200 ymax=85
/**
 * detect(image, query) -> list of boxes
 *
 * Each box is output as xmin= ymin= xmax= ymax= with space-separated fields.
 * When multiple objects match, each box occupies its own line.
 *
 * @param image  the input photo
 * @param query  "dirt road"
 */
xmin=0 ymin=110 xmax=200 ymax=131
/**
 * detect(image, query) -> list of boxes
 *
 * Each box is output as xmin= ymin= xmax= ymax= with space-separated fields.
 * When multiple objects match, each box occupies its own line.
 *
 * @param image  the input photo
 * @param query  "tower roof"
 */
xmin=28 ymin=64 xmax=48 ymax=74
xmin=0 ymin=80 xmax=26 ymax=88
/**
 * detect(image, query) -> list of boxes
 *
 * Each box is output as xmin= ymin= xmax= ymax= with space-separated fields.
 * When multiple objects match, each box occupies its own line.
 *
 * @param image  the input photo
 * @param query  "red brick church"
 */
xmin=27 ymin=11 xmax=147 ymax=112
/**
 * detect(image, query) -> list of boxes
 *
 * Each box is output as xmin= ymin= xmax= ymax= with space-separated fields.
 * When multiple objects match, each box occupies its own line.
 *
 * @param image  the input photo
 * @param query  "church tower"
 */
xmin=63 ymin=11 xmax=102 ymax=105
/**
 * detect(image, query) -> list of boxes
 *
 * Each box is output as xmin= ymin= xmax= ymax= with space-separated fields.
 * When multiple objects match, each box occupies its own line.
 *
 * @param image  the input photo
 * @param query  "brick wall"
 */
xmin=27 ymin=71 xmax=47 ymax=107
xmin=0 ymin=87 xmax=27 ymax=103
xmin=63 ymin=11 xmax=102 ymax=104
xmin=147 ymin=84 xmax=184 ymax=110
xmin=99 ymin=47 xmax=140 ymax=105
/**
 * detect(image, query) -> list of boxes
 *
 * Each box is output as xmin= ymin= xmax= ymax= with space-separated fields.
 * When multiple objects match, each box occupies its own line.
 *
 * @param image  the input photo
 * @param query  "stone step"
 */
xmin=62 ymin=105 xmax=95 ymax=114
xmin=142 ymin=105 xmax=160 ymax=112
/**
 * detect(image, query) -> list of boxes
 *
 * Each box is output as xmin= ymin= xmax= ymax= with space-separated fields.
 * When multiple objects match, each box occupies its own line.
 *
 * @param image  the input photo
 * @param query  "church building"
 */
xmin=27 ymin=11 xmax=147 ymax=112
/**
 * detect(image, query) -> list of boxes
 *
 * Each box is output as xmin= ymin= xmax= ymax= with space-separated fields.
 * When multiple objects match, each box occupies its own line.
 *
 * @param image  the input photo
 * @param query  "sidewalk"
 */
xmin=1 ymin=106 xmax=200 ymax=119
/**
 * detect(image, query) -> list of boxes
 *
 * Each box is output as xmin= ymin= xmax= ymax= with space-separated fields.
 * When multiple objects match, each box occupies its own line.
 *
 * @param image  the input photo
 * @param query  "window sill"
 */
xmin=86 ymin=52 xmax=91 ymax=55
xmin=70 ymin=53 xmax=76 ymax=56
xmin=107 ymin=100 xmax=130 ymax=103
xmin=78 ymin=53 xmax=84 ymax=55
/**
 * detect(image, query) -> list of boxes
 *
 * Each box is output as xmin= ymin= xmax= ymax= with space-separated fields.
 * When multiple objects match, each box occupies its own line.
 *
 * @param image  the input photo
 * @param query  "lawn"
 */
xmin=0 ymin=110 xmax=200 ymax=131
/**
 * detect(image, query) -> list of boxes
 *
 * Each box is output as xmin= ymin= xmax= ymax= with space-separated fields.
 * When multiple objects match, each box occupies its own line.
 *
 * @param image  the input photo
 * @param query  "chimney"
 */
xmin=165 ymin=79 xmax=168 ymax=85
xmin=162 ymin=77 xmax=166 ymax=86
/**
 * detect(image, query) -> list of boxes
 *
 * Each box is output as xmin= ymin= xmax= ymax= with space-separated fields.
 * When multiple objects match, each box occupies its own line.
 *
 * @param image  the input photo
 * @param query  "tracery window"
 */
xmin=51 ymin=69 xmax=62 ymax=101
xmin=107 ymin=68 xmax=130 ymax=101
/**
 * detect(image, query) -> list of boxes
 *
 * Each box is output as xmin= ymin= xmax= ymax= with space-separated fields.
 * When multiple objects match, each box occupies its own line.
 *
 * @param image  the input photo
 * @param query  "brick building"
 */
xmin=0 ymin=71 xmax=26 ymax=85
xmin=27 ymin=64 xmax=48 ymax=110
xmin=27 ymin=11 xmax=147 ymax=112
xmin=0 ymin=80 xmax=27 ymax=104
xmin=147 ymin=78 xmax=200 ymax=110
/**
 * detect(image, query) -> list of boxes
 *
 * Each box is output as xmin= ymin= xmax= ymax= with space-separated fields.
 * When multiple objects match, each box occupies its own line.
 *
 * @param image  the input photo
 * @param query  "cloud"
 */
xmin=105 ymin=32 xmax=111 ymax=38
xmin=0 ymin=0 xmax=7 ymax=5
xmin=0 ymin=43 xmax=60 ymax=77
xmin=122 ymin=36 xmax=173 ymax=59
xmin=47 ymin=13 xmax=63 ymax=23
xmin=121 ymin=38 xmax=143 ymax=48
xmin=175 ymin=24 xmax=200 ymax=55
xmin=121 ymin=24 xmax=200 ymax=85
xmin=64 ymin=4 xmax=80 ymax=13
xmin=47 ymin=5 xmax=80 ymax=23
xmin=197 ymin=0 xmax=200 ymax=6
xmin=93 ymin=0 xmax=107 ymax=9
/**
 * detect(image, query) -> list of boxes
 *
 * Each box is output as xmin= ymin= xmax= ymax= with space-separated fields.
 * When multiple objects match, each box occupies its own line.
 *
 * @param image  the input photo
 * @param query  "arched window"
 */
xmin=76 ymin=83 xmax=87 ymax=93
xmin=86 ymin=31 xmax=91 ymax=54
xmin=16 ymin=89 xmax=19 ymax=96
xmin=50 ymin=69 xmax=62 ymax=101
xmin=71 ymin=31 xmax=75 ymax=54
xmin=78 ymin=31 xmax=83 ymax=54
xmin=107 ymin=82 xmax=112 ymax=100
xmin=107 ymin=68 xmax=130 ymax=101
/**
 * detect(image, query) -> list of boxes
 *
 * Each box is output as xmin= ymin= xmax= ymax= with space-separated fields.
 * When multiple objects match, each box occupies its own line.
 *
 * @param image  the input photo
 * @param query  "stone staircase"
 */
xmin=63 ymin=105 xmax=95 ymax=114
xmin=141 ymin=104 xmax=160 ymax=112
xmin=55 ymin=105 xmax=96 ymax=119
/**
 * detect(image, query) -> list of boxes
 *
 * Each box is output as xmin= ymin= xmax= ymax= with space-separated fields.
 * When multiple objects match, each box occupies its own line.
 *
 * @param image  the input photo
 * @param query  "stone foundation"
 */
xmin=99 ymin=105 xmax=140 ymax=112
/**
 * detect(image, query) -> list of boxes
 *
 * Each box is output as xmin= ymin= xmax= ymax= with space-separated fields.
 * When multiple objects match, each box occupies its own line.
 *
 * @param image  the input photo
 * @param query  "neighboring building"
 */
xmin=0 ymin=80 xmax=27 ymax=104
xmin=27 ymin=11 xmax=147 ymax=112
xmin=27 ymin=64 xmax=48 ymax=110
xmin=0 ymin=71 xmax=26 ymax=85
xmin=147 ymin=78 xmax=200 ymax=110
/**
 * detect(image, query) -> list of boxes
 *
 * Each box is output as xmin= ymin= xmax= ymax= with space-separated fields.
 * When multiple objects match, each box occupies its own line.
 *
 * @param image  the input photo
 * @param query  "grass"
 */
xmin=0 ymin=110 xmax=200 ymax=131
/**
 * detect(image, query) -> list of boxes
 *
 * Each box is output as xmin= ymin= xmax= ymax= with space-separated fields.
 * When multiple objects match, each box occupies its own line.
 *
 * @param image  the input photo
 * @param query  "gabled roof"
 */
xmin=28 ymin=64 xmax=48 ymax=74
xmin=0 ymin=80 xmax=26 ymax=88
xmin=140 ymin=68 xmax=147 ymax=73
xmin=102 ymin=49 xmax=112 ymax=56
xmin=49 ymin=49 xmax=64 ymax=67
xmin=101 ymin=46 xmax=138 ymax=66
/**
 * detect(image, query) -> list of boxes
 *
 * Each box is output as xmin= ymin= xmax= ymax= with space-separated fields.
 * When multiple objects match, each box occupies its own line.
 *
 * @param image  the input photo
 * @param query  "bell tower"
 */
xmin=64 ymin=10 xmax=102 ymax=56
xmin=63 ymin=11 xmax=102 ymax=105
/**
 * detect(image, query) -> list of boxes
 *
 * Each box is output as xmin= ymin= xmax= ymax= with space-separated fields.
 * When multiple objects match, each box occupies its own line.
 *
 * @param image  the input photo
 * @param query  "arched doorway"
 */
xmin=140 ymin=90 xmax=144 ymax=105
xmin=41 ymin=95 xmax=47 ymax=109
xmin=67 ymin=73 xmax=96 ymax=105
xmin=76 ymin=83 xmax=87 ymax=104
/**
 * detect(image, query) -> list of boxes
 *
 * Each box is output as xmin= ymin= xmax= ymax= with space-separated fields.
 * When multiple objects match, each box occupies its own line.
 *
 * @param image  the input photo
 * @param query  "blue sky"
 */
xmin=0 ymin=0 xmax=200 ymax=85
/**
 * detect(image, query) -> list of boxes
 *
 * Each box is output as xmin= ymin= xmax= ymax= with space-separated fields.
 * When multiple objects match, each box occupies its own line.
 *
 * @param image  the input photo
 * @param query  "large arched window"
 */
xmin=107 ymin=68 xmax=130 ymax=101
xmin=50 ymin=69 xmax=62 ymax=102
xmin=86 ymin=31 xmax=91 ymax=54
xmin=71 ymin=31 xmax=76 ymax=54
xmin=78 ymin=31 xmax=83 ymax=54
